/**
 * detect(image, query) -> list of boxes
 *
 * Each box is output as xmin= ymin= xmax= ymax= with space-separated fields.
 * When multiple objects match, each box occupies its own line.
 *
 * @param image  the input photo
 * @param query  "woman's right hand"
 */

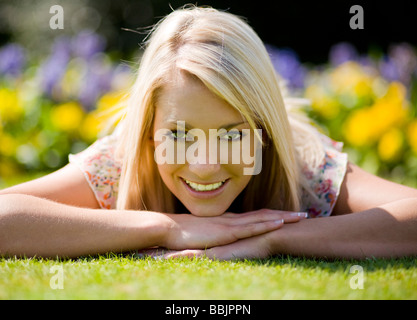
xmin=159 ymin=209 xmax=308 ymax=250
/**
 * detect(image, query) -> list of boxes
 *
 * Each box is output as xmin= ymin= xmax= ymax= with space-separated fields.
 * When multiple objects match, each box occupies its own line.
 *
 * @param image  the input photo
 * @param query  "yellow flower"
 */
xmin=377 ymin=128 xmax=404 ymax=162
xmin=304 ymin=84 xmax=340 ymax=119
xmin=354 ymin=78 xmax=374 ymax=98
xmin=0 ymin=159 xmax=20 ymax=179
xmin=330 ymin=62 xmax=374 ymax=98
xmin=79 ymin=91 xmax=127 ymax=142
xmin=369 ymin=82 xmax=409 ymax=136
xmin=96 ymin=91 xmax=127 ymax=114
xmin=407 ymin=120 xmax=417 ymax=155
xmin=384 ymin=81 xmax=407 ymax=104
xmin=0 ymin=88 xmax=24 ymax=123
xmin=50 ymin=102 xmax=85 ymax=133
xmin=343 ymin=108 xmax=375 ymax=147
xmin=0 ymin=133 xmax=19 ymax=157
xmin=79 ymin=112 xmax=102 ymax=142
xmin=59 ymin=59 xmax=85 ymax=98
xmin=343 ymin=82 xmax=410 ymax=148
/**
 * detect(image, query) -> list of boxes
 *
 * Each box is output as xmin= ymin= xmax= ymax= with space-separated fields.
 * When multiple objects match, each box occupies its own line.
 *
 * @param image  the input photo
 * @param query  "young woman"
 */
xmin=1 ymin=6 xmax=416 ymax=260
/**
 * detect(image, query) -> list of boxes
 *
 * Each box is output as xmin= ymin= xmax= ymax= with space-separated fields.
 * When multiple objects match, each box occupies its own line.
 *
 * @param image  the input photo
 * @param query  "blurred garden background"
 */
xmin=1 ymin=0 xmax=417 ymax=189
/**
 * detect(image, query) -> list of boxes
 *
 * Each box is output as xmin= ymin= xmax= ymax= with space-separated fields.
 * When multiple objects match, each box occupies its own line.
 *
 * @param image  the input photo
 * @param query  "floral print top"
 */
xmin=69 ymin=134 xmax=122 ymax=210
xmin=299 ymin=134 xmax=348 ymax=217
xmin=68 ymin=132 xmax=348 ymax=217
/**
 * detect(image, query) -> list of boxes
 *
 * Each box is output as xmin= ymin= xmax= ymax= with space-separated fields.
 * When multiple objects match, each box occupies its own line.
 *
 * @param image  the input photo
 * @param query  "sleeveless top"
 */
xmin=68 ymin=132 xmax=348 ymax=218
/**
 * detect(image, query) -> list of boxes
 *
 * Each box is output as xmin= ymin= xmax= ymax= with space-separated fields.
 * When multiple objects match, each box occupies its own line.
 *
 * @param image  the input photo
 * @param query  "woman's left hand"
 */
xmin=140 ymin=226 xmax=286 ymax=260
xmin=162 ymin=232 xmax=274 ymax=260
xmin=138 ymin=228 xmax=281 ymax=261
xmin=138 ymin=210 xmax=307 ymax=260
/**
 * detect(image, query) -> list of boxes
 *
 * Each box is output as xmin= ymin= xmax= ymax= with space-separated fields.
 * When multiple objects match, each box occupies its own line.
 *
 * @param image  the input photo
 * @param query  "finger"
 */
xmin=164 ymin=248 xmax=241 ymax=261
xmin=281 ymin=212 xmax=309 ymax=223
xmin=135 ymin=248 xmax=176 ymax=260
xmin=164 ymin=249 xmax=205 ymax=259
xmin=225 ymin=210 xmax=308 ymax=225
xmin=204 ymin=247 xmax=244 ymax=261
xmin=165 ymin=249 xmax=225 ymax=261
xmin=230 ymin=219 xmax=284 ymax=240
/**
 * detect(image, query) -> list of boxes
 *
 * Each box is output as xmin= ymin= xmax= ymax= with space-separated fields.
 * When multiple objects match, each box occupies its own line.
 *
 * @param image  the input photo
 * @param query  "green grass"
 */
xmin=1 ymin=174 xmax=417 ymax=300
xmin=1 ymin=255 xmax=416 ymax=300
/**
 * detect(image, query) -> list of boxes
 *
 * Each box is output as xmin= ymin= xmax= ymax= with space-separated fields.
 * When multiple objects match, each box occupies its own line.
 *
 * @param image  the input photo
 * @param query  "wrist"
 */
xmin=265 ymin=222 xmax=302 ymax=256
xmin=128 ymin=211 xmax=173 ymax=249
xmin=265 ymin=229 xmax=286 ymax=256
xmin=154 ymin=212 xmax=176 ymax=248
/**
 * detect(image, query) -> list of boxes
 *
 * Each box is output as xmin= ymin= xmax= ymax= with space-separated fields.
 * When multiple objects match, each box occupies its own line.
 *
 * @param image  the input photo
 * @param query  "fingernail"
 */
xmin=275 ymin=219 xmax=284 ymax=225
xmin=291 ymin=212 xmax=308 ymax=218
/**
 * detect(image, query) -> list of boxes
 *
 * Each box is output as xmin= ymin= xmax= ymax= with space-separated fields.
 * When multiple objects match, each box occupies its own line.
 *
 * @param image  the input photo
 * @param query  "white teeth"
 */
xmin=184 ymin=179 xmax=226 ymax=192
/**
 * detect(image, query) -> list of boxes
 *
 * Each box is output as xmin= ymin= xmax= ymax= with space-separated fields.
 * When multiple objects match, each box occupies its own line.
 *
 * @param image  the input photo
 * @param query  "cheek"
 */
xmin=156 ymin=163 xmax=181 ymax=184
xmin=224 ymin=163 xmax=252 ymax=190
xmin=156 ymin=163 xmax=188 ymax=201
xmin=154 ymin=140 xmax=183 ymax=178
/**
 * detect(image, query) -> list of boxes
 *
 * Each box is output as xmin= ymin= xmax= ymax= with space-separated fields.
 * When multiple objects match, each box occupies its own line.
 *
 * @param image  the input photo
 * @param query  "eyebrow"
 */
xmin=165 ymin=120 xmax=248 ymax=130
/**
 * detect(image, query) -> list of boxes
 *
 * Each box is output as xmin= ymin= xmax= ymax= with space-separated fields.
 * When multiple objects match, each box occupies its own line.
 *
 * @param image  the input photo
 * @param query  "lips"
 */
xmin=183 ymin=178 xmax=226 ymax=191
xmin=180 ymin=177 xmax=229 ymax=199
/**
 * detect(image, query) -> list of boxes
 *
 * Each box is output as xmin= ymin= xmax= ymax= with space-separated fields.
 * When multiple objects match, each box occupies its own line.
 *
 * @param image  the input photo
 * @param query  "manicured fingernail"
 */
xmin=291 ymin=212 xmax=308 ymax=218
xmin=275 ymin=219 xmax=284 ymax=225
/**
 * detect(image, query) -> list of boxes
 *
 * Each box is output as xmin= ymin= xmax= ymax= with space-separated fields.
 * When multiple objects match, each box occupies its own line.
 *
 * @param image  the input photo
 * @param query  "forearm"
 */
xmin=269 ymin=198 xmax=417 ymax=259
xmin=0 ymin=194 xmax=168 ymax=258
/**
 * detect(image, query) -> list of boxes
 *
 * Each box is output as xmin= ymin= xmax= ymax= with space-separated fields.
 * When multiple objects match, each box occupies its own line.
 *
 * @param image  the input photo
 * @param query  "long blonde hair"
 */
xmin=114 ymin=5 xmax=325 ymax=213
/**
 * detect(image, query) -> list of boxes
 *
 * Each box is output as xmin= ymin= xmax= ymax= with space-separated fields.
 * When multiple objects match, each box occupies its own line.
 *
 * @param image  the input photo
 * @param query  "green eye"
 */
xmin=220 ymin=130 xmax=244 ymax=141
xmin=167 ymin=130 xmax=188 ymax=141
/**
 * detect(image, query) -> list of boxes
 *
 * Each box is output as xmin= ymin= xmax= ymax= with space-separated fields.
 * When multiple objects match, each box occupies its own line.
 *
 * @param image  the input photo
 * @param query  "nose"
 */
xmin=188 ymin=162 xmax=221 ymax=179
xmin=187 ymin=139 xmax=222 ymax=179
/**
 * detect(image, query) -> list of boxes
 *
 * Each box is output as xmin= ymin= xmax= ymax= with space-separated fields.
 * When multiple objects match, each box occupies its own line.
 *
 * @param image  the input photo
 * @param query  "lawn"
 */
xmin=1 ymin=255 xmax=416 ymax=300
xmin=1 ymin=174 xmax=416 ymax=300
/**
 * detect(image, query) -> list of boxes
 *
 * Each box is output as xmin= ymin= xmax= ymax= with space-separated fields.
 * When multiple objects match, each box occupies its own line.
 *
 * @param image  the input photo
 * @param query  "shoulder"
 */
xmin=68 ymin=134 xmax=122 ymax=209
xmin=300 ymin=133 xmax=348 ymax=218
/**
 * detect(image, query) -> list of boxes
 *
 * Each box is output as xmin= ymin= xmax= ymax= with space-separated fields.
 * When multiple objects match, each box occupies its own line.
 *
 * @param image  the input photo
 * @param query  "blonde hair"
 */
xmin=114 ymin=5 xmax=325 ymax=213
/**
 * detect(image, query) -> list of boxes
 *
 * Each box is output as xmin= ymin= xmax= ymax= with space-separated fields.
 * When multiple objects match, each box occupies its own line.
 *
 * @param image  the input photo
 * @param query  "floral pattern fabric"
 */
xmin=299 ymin=134 xmax=348 ymax=218
xmin=69 ymin=134 xmax=122 ymax=209
xmin=68 ymin=132 xmax=348 ymax=216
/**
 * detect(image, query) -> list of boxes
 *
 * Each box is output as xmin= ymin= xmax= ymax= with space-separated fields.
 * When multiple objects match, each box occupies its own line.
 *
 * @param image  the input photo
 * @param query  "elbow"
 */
xmin=0 ymin=193 xmax=26 ymax=218
xmin=0 ymin=198 xmax=13 ymax=257
xmin=0 ymin=194 xmax=29 ymax=257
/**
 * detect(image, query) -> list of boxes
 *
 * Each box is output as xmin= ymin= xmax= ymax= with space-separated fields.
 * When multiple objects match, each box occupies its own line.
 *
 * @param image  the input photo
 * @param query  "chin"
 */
xmin=186 ymin=203 xmax=229 ymax=217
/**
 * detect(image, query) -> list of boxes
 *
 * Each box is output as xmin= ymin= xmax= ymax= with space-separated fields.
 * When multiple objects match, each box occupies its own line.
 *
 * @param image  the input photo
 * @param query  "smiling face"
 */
xmin=152 ymin=72 xmax=256 ymax=216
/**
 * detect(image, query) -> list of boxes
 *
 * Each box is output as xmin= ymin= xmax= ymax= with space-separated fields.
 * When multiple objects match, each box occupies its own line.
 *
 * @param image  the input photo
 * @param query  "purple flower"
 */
xmin=387 ymin=43 xmax=417 ymax=86
xmin=379 ymin=56 xmax=401 ymax=82
xmin=72 ymin=30 xmax=106 ymax=60
xmin=357 ymin=55 xmax=377 ymax=69
xmin=39 ymin=37 xmax=71 ymax=97
xmin=266 ymin=44 xmax=306 ymax=89
xmin=78 ymin=56 xmax=112 ymax=110
xmin=0 ymin=43 xmax=26 ymax=77
xmin=329 ymin=42 xmax=358 ymax=66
